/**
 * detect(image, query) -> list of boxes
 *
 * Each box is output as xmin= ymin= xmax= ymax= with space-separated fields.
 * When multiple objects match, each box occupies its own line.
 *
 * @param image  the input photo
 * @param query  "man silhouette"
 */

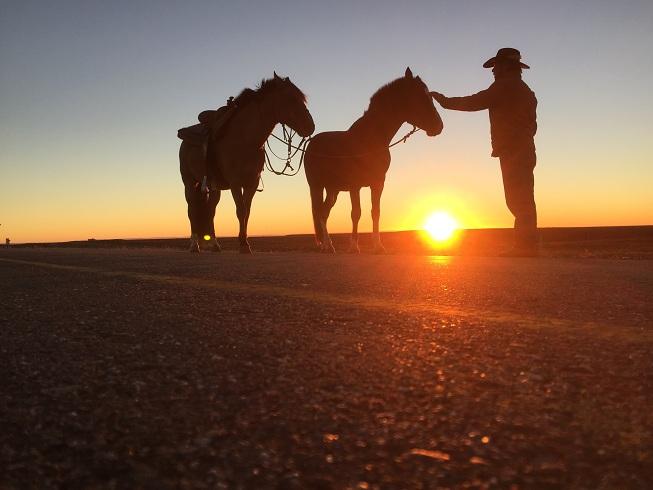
xmin=431 ymin=48 xmax=538 ymax=256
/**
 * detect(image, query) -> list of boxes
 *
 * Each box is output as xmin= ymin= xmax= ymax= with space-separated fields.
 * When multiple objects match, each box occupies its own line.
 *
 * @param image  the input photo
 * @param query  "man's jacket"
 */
xmin=440 ymin=77 xmax=537 ymax=157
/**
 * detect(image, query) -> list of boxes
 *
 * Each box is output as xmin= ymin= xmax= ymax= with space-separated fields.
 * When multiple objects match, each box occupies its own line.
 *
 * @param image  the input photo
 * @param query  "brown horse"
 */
xmin=304 ymin=68 xmax=443 ymax=253
xmin=179 ymin=73 xmax=315 ymax=253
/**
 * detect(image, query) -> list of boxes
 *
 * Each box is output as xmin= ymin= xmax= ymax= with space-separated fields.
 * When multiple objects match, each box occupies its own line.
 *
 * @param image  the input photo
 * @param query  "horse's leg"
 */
xmin=184 ymin=184 xmax=201 ymax=253
xmin=371 ymin=181 xmax=386 ymax=254
xmin=180 ymin=142 xmax=204 ymax=253
xmin=349 ymin=188 xmax=361 ymax=254
xmin=207 ymin=189 xmax=221 ymax=252
xmin=310 ymin=185 xmax=326 ymax=249
xmin=194 ymin=192 xmax=215 ymax=249
xmin=230 ymin=186 xmax=251 ymax=254
xmin=321 ymin=189 xmax=339 ymax=253
xmin=241 ymin=184 xmax=257 ymax=253
xmin=197 ymin=195 xmax=210 ymax=245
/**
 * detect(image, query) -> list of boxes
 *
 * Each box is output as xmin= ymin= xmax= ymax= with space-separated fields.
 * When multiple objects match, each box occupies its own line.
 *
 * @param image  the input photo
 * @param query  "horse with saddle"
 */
xmin=178 ymin=73 xmax=315 ymax=253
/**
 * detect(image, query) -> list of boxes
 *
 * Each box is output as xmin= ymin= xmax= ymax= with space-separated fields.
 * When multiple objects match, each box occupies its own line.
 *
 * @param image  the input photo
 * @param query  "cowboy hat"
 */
xmin=483 ymin=47 xmax=530 ymax=69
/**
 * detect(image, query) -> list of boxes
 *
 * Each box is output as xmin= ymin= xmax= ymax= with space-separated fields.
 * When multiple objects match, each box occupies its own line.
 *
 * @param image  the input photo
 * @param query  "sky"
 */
xmin=1 ymin=0 xmax=652 ymax=243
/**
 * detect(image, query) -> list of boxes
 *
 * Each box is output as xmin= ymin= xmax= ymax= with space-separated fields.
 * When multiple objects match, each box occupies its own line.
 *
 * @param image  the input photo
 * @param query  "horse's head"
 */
xmin=270 ymin=72 xmax=315 ymax=137
xmin=400 ymin=67 xmax=443 ymax=137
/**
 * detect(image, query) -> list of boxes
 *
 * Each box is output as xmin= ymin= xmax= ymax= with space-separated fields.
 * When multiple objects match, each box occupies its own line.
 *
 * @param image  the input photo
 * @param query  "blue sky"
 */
xmin=1 ymin=1 xmax=652 ymax=242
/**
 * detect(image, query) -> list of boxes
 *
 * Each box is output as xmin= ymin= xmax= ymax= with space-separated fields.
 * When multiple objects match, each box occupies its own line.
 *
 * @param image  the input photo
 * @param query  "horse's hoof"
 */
xmin=373 ymin=244 xmax=387 ymax=255
xmin=210 ymin=240 xmax=222 ymax=253
xmin=189 ymin=238 xmax=200 ymax=253
xmin=239 ymin=244 xmax=252 ymax=254
xmin=321 ymin=244 xmax=336 ymax=254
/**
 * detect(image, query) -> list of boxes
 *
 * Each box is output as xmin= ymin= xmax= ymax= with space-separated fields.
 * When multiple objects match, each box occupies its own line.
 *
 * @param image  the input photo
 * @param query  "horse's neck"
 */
xmin=223 ymin=97 xmax=276 ymax=149
xmin=351 ymin=106 xmax=404 ymax=146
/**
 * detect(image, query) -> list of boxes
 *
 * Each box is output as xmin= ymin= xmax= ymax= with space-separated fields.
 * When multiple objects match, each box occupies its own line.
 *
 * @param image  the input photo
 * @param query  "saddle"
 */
xmin=178 ymin=97 xmax=237 ymax=192
xmin=177 ymin=97 xmax=236 ymax=144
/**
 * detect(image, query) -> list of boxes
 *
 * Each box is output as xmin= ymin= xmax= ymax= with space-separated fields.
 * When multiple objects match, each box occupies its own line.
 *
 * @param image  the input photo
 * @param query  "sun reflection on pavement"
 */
xmin=427 ymin=255 xmax=453 ymax=266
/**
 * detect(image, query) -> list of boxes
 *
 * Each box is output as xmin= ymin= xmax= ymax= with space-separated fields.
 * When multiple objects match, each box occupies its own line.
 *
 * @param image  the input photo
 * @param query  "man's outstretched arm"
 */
xmin=431 ymin=86 xmax=498 ymax=111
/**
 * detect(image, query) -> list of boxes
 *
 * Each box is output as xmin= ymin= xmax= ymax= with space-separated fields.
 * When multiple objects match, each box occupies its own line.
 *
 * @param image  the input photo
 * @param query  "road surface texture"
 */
xmin=1 ymin=247 xmax=652 ymax=489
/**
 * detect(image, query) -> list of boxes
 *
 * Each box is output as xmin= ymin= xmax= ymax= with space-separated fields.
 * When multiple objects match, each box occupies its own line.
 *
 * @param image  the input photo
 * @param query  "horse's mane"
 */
xmin=368 ymin=76 xmax=425 ymax=112
xmin=232 ymin=77 xmax=307 ymax=108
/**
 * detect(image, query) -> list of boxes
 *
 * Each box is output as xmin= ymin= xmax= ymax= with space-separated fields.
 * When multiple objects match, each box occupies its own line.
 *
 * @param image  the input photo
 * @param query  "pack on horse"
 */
xmin=304 ymin=68 xmax=443 ymax=253
xmin=178 ymin=73 xmax=315 ymax=253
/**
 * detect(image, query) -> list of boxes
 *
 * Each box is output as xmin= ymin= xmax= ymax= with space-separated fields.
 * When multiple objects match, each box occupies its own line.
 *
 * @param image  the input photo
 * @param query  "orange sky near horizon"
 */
xmin=5 ymin=135 xmax=650 ymax=244
xmin=1 ymin=1 xmax=652 ymax=244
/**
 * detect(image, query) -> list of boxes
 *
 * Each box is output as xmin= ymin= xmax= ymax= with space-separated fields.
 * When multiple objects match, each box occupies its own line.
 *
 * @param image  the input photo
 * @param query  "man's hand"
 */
xmin=430 ymin=91 xmax=447 ymax=105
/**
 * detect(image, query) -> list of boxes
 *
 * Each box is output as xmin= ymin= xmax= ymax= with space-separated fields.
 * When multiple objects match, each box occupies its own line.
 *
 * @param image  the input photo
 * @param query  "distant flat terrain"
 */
xmin=1 ymin=246 xmax=652 ymax=488
xmin=11 ymin=225 xmax=653 ymax=259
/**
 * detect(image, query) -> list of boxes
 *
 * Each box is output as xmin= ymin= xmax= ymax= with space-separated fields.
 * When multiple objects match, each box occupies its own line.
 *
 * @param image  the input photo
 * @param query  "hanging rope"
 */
xmin=264 ymin=124 xmax=310 ymax=176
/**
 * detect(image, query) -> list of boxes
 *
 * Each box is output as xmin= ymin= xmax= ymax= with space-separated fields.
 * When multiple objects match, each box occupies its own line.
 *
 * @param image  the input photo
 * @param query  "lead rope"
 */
xmin=388 ymin=125 xmax=419 ymax=148
xmin=268 ymin=125 xmax=420 ymax=159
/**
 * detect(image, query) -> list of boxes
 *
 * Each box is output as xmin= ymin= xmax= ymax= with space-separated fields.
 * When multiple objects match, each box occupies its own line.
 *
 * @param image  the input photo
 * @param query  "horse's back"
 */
xmin=306 ymin=131 xmax=357 ymax=157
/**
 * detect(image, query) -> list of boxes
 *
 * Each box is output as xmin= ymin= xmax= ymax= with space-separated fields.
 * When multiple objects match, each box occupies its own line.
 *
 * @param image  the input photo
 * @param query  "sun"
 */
xmin=424 ymin=211 xmax=459 ymax=242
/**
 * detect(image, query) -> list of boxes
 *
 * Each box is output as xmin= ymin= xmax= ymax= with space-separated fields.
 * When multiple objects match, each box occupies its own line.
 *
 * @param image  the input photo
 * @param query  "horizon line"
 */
xmin=8 ymin=224 xmax=653 ymax=246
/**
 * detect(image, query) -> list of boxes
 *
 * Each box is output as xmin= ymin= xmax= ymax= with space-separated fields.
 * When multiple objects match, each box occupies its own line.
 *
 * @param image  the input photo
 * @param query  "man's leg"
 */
xmin=500 ymin=150 xmax=537 ymax=252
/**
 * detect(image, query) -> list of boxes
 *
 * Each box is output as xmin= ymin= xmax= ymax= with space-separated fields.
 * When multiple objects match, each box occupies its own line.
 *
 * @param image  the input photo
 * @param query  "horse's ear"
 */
xmin=405 ymin=67 xmax=413 ymax=79
xmin=274 ymin=71 xmax=281 ymax=80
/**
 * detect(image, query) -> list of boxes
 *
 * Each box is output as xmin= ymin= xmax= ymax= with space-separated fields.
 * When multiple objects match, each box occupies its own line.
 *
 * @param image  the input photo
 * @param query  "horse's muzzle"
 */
xmin=298 ymin=118 xmax=315 ymax=138
xmin=426 ymin=122 xmax=444 ymax=137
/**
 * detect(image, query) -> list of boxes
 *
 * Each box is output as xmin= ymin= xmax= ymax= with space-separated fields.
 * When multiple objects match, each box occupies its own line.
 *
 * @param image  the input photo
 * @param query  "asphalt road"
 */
xmin=1 ymin=248 xmax=652 ymax=489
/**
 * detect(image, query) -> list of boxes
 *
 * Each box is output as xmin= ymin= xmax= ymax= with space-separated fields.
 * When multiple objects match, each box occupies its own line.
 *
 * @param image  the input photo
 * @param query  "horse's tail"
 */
xmin=179 ymin=140 xmax=191 ymax=184
xmin=179 ymin=139 xmax=207 ymax=187
xmin=309 ymin=185 xmax=324 ymax=246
